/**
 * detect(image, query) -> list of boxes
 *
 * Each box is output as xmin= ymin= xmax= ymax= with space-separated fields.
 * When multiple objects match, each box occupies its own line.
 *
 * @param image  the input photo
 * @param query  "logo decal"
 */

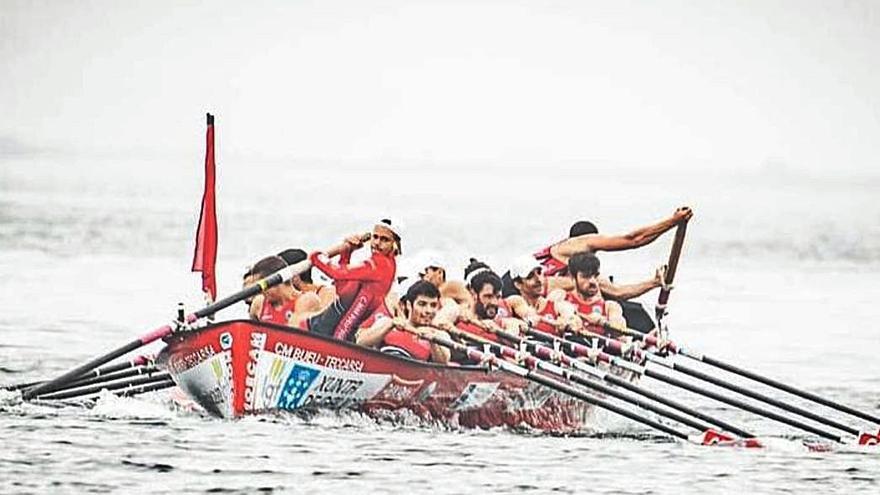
xmin=277 ymin=364 xmax=321 ymax=410
xmin=219 ymin=332 xmax=233 ymax=350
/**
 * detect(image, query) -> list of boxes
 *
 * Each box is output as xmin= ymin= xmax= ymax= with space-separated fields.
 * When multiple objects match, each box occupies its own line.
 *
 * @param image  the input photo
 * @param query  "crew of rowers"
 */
xmin=243 ymin=208 xmax=693 ymax=365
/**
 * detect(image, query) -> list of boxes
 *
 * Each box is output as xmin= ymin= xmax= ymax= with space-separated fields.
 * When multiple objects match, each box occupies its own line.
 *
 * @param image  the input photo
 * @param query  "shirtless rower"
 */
xmin=289 ymin=219 xmax=400 ymax=341
xmin=564 ymin=251 xmax=627 ymax=338
xmin=355 ymin=280 xmax=451 ymax=363
xmin=534 ymin=207 xmax=693 ymax=300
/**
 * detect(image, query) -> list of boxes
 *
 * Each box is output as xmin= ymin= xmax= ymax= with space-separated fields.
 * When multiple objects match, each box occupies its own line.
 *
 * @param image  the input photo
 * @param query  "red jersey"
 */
xmin=381 ymin=329 xmax=432 ymax=361
xmin=259 ymin=297 xmax=297 ymax=326
xmin=456 ymin=321 xmax=500 ymax=343
xmin=534 ymin=299 xmax=560 ymax=335
xmin=310 ymin=250 xmax=397 ymax=341
xmin=533 ymin=243 xmax=568 ymax=277
xmin=565 ymin=292 xmax=608 ymax=335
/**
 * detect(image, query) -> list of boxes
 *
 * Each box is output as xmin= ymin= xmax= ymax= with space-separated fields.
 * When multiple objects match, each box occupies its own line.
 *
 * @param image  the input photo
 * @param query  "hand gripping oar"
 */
xmin=656 ymin=220 xmax=688 ymax=323
xmin=446 ymin=325 xmax=758 ymax=446
xmin=525 ymin=327 xmax=849 ymax=444
xmin=469 ymin=324 xmax=755 ymax=439
xmin=22 ymin=259 xmax=312 ymax=400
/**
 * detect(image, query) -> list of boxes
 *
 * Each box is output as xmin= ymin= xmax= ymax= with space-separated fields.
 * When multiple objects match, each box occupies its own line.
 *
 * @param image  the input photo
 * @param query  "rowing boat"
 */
xmin=156 ymin=319 xmax=636 ymax=433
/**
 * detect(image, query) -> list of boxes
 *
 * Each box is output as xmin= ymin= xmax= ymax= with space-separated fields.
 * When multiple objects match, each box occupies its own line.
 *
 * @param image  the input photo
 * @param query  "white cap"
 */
xmin=509 ymin=255 xmax=542 ymax=281
xmin=412 ymin=249 xmax=445 ymax=274
xmin=375 ymin=218 xmax=404 ymax=240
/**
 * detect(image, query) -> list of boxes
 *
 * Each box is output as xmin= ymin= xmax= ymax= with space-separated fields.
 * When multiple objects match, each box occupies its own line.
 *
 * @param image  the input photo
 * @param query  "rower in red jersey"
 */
xmin=243 ymin=255 xmax=300 ymax=325
xmin=355 ymin=280 xmax=451 ymax=363
xmin=290 ymin=219 xmax=400 ymax=341
xmin=534 ymin=207 xmax=692 ymax=300
xmin=504 ymin=256 xmax=579 ymax=336
xmin=564 ymin=251 xmax=627 ymax=337
xmin=277 ymin=248 xmax=336 ymax=310
xmin=435 ymin=261 xmax=523 ymax=345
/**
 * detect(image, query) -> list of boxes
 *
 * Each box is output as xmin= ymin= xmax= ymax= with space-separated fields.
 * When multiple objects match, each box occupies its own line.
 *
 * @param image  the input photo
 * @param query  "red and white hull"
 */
xmin=157 ymin=320 xmax=630 ymax=433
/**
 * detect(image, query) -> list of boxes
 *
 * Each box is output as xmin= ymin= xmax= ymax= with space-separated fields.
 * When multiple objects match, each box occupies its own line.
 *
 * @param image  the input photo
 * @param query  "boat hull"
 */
xmin=156 ymin=320 xmax=629 ymax=433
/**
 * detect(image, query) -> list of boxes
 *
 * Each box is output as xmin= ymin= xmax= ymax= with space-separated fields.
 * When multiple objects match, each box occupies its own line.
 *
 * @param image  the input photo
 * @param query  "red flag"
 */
xmin=192 ymin=113 xmax=218 ymax=301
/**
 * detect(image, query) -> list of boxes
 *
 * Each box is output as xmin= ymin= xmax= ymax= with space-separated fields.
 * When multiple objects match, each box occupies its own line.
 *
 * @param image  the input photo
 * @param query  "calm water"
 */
xmin=1 ymin=155 xmax=879 ymax=494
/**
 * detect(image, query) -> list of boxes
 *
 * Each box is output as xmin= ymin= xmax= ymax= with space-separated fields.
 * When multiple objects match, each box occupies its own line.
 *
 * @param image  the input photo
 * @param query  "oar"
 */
xmin=3 ymin=355 xmax=153 ymax=392
xmin=666 ymin=341 xmax=880 ymax=427
xmin=22 ymin=259 xmax=312 ymax=400
xmin=118 ymin=378 xmax=176 ymax=398
xmin=656 ymin=220 xmax=688 ymax=322
xmin=447 ymin=325 xmax=757 ymax=443
xmin=54 ymin=365 xmax=160 ymax=392
xmin=406 ymin=328 xmax=698 ymax=442
xmin=474 ymin=325 xmax=754 ymax=438
xmin=640 ymin=351 xmax=864 ymax=437
xmin=34 ymin=372 xmax=171 ymax=401
xmin=582 ymin=320 xmax=876 ymax=438
xmin=525 ymin=328 xmax=847 ymax=443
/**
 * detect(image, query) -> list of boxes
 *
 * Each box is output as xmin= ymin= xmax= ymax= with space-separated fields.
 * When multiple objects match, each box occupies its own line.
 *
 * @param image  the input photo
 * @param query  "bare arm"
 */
xmin=248 ymin=294 xmax=264 ymax=320
xmin=552 ymin=207 xmax=693 ymax=258
xmin=505 ymin=295 xmax=536 ymax=321
xmin=598 ymin=270 xmax=662 ymax=301
xmin=425 ymin=328 xmax=451 ymax=364
xmin=354 ymin=317 xmax=394 ymax=348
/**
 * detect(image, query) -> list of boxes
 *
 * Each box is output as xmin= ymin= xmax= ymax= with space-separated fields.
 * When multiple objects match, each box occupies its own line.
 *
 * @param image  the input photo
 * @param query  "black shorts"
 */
xmin=306 ymin=299 xmax=348 ymax=337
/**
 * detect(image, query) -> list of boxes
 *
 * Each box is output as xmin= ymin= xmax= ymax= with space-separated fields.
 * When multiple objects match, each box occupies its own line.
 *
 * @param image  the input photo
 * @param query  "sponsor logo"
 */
xmin=301 ymin=374 xmax=366 ymax=409
xmin=370 ymin=376 xmax=425 ymax=407
xmin=243 ymin=332 xmax=268 ymax=411
xmin=168 ymin=344 xmax=216 ymax=374
xmin=258 ymin=357 xmax=287 ymax=407
xmin=219 ymin=332 xmax=233 ymax=350
xmin=277 ymin=364 xmax=321 ymax=410
xmin=273 ymin=342 xmax=364 ymax=373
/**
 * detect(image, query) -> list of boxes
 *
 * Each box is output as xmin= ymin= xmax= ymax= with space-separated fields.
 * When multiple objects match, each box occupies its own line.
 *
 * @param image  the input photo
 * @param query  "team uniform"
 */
xmin=533 ymin=243 xmax=568 ymax=277
xmin=258 ymin=297 xmax=297 ymax=326
xmin=306 ymin=249 xmax=396 ymax=341
xmin=564 ymin=292 xmax=609 ymax=336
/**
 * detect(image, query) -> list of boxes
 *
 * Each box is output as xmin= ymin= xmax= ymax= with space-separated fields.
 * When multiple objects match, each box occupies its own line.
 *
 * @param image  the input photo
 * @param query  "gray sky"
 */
xmin=2 ymin=0 xmax=878 ymax=173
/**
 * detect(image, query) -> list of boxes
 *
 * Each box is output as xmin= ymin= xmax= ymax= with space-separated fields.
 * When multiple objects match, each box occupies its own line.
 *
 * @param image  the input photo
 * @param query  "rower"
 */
xmin=504 ymin=256 xmax=579 ymax=336
xmin=416 ymin=251 xmax=446 ymax=288
xmin=290 ymin=219 xmax=401 ymax=341
xmin=355 ymin=280 xmax=451 ymax=363
xmin=533 ymin=207 xmax=692 ymax=299
xmin=564 ymin=251 xmax=627 ymax=338
xmin=435 ymin=261 xmax=523 ymax=345
xmin=277 ymin=248 xmax=337 ymax=310
xmin=244 ymin=255 xmax=299 ymax=325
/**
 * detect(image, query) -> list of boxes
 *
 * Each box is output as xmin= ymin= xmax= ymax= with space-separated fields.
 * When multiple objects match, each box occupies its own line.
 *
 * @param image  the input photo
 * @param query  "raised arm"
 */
xmin=310 ymin=252 xmax=384 ymax=283
xmin=553 ymin=207 xmax=692 ymax=257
